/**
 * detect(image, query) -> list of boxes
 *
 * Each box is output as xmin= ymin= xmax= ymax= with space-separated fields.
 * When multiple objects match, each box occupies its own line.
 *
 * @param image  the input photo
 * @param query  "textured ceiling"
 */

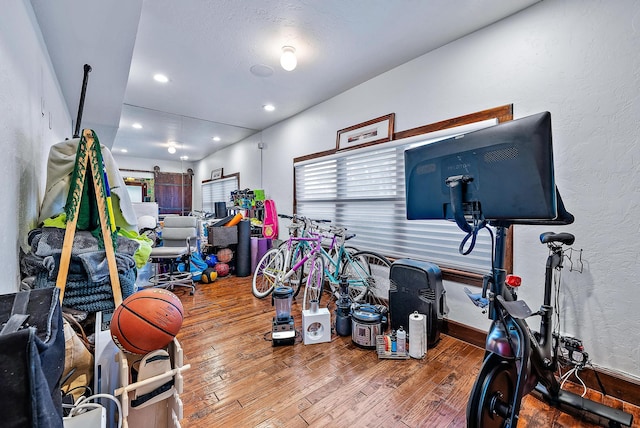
xmin=31 ymin=0 xmax=540 ymax=162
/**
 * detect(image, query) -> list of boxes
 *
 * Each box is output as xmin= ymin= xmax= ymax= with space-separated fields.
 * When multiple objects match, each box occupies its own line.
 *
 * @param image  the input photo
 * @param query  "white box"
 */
xmin=302 ymin=307 xmax=331 ymax=345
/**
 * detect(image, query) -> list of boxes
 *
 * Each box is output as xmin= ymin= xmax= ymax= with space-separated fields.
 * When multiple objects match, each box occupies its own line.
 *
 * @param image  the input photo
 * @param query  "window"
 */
xmin=294 ymin=107 xmax=514 ymax=282
xmin=201 ymin=175 xmax=239 ymax=213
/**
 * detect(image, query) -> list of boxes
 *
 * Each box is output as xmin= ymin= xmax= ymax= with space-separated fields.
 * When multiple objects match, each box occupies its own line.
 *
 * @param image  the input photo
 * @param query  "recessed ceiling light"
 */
xmin=153 ymin=73 xmax=169 ymax=83
xmin=168 ymin=146 xmax=176 ymax=154
xmin=180 ymin=155 xmax=189 ymax=161
xmin=132 ymin=123 xmax=142 ymax=129
xmin=250 ymin=64 xmax=274 ymax=78
xmin=120 ymin=148 xmax=128 ymax=153
xmin=212 ymin=136 xmax=221 ymax=142
xmin=263 ymin=104 xmax=275 ymax=112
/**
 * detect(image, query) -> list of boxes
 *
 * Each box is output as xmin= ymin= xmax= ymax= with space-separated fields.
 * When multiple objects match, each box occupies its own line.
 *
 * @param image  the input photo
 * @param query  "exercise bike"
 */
xmin=445 ymin=177 xmax=635 ymax=428
xmin=402 ymin=111 xmax=634 ymax=427
xmin=465 ymin=223 xmax=633 ymax=427
xmin=444 ymin=177 xmax=632 ymax=427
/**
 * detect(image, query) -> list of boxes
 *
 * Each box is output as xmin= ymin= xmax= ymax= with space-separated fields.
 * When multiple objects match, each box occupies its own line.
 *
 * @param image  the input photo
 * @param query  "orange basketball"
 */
xmin=110 ymin=288 xmax=184 ymax=354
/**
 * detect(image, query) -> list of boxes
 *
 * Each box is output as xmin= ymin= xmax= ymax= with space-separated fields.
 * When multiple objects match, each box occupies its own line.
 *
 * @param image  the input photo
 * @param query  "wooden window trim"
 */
xmin=293 ymin=105 xmax=514 ymax=283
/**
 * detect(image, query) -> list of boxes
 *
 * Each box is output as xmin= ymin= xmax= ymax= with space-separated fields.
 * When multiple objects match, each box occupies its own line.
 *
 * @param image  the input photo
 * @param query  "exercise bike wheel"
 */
xmin=467 ymin=354 xmax=518 ymax=428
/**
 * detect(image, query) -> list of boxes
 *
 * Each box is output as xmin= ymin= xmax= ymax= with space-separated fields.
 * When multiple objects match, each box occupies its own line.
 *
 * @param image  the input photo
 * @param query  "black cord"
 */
xmin=458 ymin=220 xmax=489 ymax=256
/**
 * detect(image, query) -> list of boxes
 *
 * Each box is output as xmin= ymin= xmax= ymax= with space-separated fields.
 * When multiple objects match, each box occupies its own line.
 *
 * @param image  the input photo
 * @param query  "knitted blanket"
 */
xmin=34 ymin=268 xmax=135 ymax=313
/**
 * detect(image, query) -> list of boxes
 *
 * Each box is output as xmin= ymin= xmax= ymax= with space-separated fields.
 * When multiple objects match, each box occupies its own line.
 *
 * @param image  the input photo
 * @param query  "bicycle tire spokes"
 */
xmin=342 ymin=251 xmax=391 ymax=309
xmin=252 ymin=248 xmax=285 ymax=298
xmin=302 ymin=256 xmax=325 ymax=311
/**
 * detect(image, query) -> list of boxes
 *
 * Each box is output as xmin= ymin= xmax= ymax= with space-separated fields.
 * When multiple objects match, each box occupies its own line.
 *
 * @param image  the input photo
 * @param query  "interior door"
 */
xmin=154 ymin=169 xmax=193 ymax=216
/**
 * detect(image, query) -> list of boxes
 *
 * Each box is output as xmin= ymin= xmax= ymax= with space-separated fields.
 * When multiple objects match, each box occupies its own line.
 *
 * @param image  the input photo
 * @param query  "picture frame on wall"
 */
xmin=336 ymin=113 xmax=395 ymax=151
xmin=211 ymin=167 xmax=223 ymax=180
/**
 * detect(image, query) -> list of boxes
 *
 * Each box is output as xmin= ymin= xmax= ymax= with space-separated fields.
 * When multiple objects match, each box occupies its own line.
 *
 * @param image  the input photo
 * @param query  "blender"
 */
xmin=272 ymin=286 xmax=295 ymax=346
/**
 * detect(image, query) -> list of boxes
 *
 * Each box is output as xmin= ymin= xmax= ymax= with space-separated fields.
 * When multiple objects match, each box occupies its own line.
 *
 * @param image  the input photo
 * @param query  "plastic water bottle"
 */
xmin=397 ymin=326 xmax=406 ymax=354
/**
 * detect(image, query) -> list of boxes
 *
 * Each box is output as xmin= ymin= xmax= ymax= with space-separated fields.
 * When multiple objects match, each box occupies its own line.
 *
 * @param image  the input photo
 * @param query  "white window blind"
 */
xmin=201 ymin=176 xmax=238 ymax=213
xmin=294 ymin=120 xmax=497 ymax=274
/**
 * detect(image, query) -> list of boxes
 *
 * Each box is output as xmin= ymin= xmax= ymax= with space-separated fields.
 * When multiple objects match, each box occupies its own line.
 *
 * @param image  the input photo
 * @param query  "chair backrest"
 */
xmin=161 ymin=216 xmax=198 ymax=247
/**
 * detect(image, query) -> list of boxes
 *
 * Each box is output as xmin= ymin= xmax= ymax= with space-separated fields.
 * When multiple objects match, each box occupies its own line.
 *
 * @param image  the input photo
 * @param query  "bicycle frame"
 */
xmin=312 ymin=231 xmax=371 ymax=297
xmin=280 ymin=235 xmax=323 ymax=283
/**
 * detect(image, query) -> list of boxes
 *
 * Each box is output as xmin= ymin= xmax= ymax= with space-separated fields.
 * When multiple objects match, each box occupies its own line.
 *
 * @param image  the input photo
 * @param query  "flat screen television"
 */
xmin=405 ymin=112 xmax=569 ymax=224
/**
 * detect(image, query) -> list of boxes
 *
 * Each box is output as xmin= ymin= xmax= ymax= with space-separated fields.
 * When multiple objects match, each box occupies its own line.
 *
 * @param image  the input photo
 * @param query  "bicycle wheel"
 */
xmin=252 ymin=248 xmax=285 ymax=298
xmin=341 ymin=251 xmax=391 ymax=309
xmin=467 ymin=354 xmax=518 ymax=428
xmin=302 ymin=255 xmax=324 ymax=311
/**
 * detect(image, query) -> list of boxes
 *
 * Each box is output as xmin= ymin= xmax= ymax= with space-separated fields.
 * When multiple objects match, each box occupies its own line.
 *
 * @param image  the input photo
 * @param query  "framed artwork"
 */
xmin=336 ymin=113 xmax=395 ymax=151
xmin=211 ymin=168 xmax=223 ymax=180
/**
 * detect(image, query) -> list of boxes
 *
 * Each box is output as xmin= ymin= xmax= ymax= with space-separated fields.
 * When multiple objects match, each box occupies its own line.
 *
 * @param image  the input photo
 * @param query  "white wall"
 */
xmin=193 ymin=133 xmax=262 ymax=208
xmin=113 ymin=154 xmax=195 ymax=176
xmin=195 ymin=1 xmax=640 ymax=379
xmin=0 ymin=2 xmax=72 ymax=294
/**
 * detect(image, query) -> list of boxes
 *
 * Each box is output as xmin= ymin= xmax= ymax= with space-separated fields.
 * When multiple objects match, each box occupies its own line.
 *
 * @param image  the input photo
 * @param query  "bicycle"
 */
xmin=252 ymin=225 xmax=325 ymax=303
xmin=300 ymin=224 xmax=391 ymax=313
xmin=465 ymin=226 xmax=633 ymax=427
xmin=252 ymin=217 xmax=391 ymax=314
xmin=276 ymin=214 xmax=333 ymax=298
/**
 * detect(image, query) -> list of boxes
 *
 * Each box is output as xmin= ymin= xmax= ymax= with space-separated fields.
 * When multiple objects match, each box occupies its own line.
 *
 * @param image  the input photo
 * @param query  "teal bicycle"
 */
xmin=302 ymin=224 xmax=391 ymax=312
xmin=252 ymin=215 xmax=391 ymax=313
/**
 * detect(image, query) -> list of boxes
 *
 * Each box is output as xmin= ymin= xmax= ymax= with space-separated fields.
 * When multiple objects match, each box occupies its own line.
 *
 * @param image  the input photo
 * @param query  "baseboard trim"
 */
xmin=443 ymin=319 xmax=640 ymax=407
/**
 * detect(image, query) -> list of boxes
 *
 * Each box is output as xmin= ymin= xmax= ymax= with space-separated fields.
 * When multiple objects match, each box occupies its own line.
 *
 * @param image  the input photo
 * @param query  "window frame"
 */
xmin=201 ymin=173 xmax=239 ymax=214
xmin=293 ymin=105 xmax=514 ymax=286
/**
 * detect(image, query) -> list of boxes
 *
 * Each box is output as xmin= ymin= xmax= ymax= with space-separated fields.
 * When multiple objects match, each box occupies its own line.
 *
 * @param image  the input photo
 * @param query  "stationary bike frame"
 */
xmin=441 ymin=174 xmax=634 ymax=427
xmin=469 ymin=225 xmax=633 ymax=427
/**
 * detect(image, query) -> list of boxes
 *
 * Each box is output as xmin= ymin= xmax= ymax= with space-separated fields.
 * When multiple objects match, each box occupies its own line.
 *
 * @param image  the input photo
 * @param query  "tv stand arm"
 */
xmin=445 ymin=175 xmax=474 ymax=233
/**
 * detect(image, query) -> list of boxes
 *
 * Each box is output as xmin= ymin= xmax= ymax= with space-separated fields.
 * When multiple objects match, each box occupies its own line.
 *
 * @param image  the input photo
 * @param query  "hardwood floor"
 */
xmin=172 ymin=276 xmax=639 ymax=427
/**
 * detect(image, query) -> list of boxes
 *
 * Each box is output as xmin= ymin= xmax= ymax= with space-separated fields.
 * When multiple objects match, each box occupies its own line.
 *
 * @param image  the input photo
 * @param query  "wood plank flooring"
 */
xmin=172 ymin=276 xmax=639 ymax=427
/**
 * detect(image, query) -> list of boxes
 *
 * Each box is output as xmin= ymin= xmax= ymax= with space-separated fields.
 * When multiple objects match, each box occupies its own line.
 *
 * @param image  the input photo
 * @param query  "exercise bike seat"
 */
xmin=540 ymin=231 xmax=575 ymax=246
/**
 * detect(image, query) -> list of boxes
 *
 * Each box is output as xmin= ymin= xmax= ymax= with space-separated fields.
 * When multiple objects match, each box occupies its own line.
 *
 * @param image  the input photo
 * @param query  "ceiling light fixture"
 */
xmin=153 ymin=73 xmax=169 ymax=83
xmin=120 ymin=149 xmax=128 ymax=153
xmin=280 ymin=46 xmax=297 ymax=71
xmin=180 ymin=155 xmax=189 ymax=161
xmin=212 ymin=136 xmax=221 ymax=142
xmin=263 ymin=104 xmax=275 ymax=112
xmin=132 ymin=123 xmax=142 ymax=129
xmin=168 ymin=146 xmax=176 ymax=154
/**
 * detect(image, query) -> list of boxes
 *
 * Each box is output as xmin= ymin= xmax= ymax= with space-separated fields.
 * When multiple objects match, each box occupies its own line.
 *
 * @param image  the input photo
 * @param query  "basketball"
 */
xmin=215 ymin=262 xmax=230 ymax=277
xmin=216 ymin=247 xmax=234 ymax=263
xmin=200 ymin=267 xmax=218 ymax=283
xmin=110 ymin=288 xmax=184 ymax=354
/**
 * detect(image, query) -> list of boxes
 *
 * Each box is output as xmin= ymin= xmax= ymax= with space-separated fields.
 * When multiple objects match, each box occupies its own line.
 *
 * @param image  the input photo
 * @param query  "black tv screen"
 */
xmin=405 ymin=112 xmax=558 ymax=223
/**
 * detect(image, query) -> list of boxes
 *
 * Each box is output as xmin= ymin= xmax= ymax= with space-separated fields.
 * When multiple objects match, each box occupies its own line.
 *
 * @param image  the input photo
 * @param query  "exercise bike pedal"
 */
xmin=496 ymin=295 xmax=534 ymax=319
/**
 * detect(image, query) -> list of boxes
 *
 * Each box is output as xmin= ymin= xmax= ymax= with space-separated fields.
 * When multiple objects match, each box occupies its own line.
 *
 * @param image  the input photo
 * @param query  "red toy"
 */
xmin=215 ymin=262 xmax=230 ymax=277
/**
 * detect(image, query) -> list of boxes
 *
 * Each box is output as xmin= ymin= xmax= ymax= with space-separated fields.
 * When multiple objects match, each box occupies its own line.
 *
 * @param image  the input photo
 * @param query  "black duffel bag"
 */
xmin=0 ymin=287 xmax=65 ymax=428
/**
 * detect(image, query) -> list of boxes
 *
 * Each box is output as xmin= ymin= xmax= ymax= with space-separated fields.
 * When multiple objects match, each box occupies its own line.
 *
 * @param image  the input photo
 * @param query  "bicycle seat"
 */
xmin=539 ymin=232 xmax=575 ymax=246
